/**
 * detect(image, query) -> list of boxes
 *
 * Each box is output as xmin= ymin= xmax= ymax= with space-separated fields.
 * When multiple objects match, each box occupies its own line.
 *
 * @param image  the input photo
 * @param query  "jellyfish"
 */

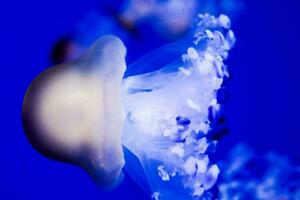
xmin=219 ymin=144 xmax=300 ymax=200
xmin=22 ymin=13 xmax=235 ymax=199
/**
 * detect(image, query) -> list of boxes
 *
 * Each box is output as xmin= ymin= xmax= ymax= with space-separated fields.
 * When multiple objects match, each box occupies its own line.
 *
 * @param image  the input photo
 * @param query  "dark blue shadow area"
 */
xmin=0 ymin=0 xmax=298 ymax=199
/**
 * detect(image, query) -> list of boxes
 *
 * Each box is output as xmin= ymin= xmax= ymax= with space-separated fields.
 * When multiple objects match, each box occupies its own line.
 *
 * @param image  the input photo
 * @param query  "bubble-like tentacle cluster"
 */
xmin=122 ymin=14 xmax=235 ymax=199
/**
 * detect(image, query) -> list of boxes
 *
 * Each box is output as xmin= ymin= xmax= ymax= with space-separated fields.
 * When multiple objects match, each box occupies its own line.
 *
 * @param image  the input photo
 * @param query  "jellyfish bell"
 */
xmin=22 ymin=35 xmax=127 ymax=188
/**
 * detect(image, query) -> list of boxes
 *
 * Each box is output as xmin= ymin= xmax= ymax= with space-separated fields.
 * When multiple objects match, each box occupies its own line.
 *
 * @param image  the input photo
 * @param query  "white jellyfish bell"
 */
xmin=22 ymin=13 xmax=235 ymax=199
xmin=22 ymin=35 xmax=127 ymax=188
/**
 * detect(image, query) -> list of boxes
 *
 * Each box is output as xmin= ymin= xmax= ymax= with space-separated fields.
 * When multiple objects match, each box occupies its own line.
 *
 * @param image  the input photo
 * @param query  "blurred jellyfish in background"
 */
xmin=50 ymin=0 xmax=243 ymax=65
xmin=219 ymin=144 xmax=300 ymax=200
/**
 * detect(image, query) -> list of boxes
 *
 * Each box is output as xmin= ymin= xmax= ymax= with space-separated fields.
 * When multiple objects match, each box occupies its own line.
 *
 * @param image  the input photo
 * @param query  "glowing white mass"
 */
xmin=22 ymin=35 xmax=126 ymax=188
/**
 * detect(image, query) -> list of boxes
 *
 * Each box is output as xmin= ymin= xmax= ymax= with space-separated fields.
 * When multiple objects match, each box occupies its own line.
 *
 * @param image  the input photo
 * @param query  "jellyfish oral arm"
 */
xmin=122 ymin=13 xmax=235 ymax=199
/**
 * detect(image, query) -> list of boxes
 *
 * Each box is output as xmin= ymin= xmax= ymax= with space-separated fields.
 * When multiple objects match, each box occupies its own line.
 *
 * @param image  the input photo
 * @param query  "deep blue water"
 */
xmin=0 ymin=0 xmax=298 ymax=199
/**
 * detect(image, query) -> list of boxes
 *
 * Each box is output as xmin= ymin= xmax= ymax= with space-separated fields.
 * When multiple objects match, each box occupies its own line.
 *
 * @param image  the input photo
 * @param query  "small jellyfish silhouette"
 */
xmin=22 ymin=13 xmax=235 ymax=199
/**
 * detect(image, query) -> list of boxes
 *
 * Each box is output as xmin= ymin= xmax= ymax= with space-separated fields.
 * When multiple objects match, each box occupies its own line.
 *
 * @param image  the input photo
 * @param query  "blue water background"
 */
xmin=0 ymin=0 xmax=298 ymax=199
